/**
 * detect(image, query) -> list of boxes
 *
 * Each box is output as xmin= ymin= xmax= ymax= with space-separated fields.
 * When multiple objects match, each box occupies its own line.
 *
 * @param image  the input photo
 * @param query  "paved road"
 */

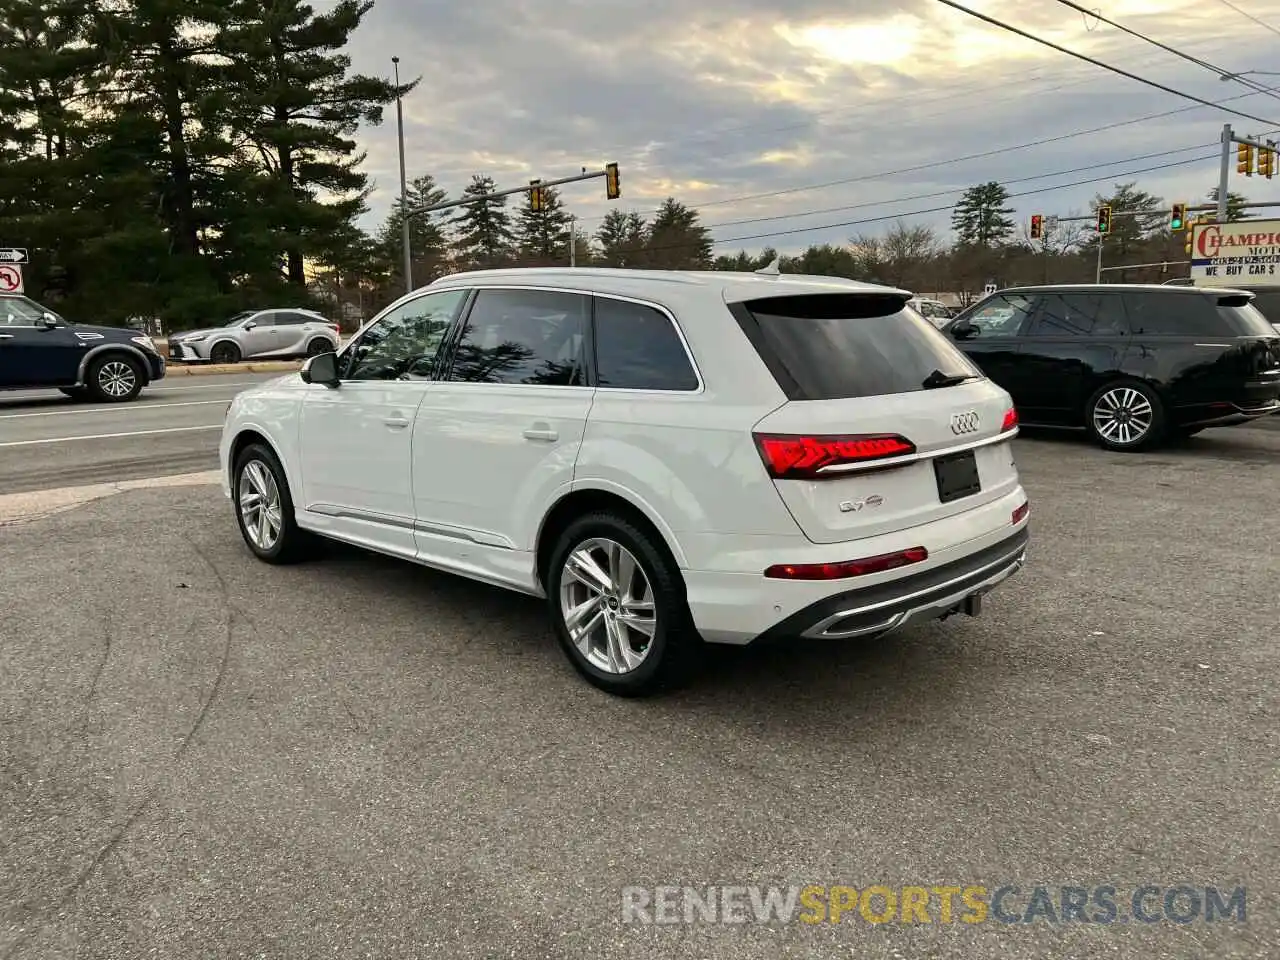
xmin=1 ymin=428 xmax=1277 ymax=958
xmin=0 ymin=374 xmax=281 ymax=494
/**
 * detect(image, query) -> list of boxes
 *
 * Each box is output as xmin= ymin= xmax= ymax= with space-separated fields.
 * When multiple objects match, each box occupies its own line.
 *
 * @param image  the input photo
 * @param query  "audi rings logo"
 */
xmin=950 ymin=411 xmax=981 ymax=435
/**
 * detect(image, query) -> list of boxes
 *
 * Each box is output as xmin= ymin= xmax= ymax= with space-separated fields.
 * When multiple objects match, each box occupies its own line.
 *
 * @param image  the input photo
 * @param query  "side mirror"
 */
xmin=950 ymin=320 xmax=978 ymax=340
xmin=300 ymin=351 xmax=340 ymax=387
xmin=38 ymin=313 xmax=59 ymax=329
xmin=243 ymin=320 xmax=257 ymax=330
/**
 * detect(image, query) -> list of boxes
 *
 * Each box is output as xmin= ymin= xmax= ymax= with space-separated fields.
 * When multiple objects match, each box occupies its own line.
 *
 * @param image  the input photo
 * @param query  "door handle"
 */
xmin=384 ymin=416 xmax=411 ymax=429
xmin=523 ymin=425 xmax=558 ymax=442
xmin=0 ymin=334 xmax=13 ymax=340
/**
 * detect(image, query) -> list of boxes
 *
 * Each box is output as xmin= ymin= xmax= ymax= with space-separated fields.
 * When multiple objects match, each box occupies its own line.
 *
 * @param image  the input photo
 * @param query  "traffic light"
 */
xmin=1262 ymin=142 xmax=1276 ymax=179
xmin=1238 ymin=141 xmax=1254 ymax=175
xmin=1096 ymin=205 xmax=1112 ymax=236
xmin=529 ymin=179 xmax=543 ymax=213
xmin=1030 ymin=214 xmax=1043 ymax=240
xmin=605 ymin=162 xmax=620 ymax=200
xmin=1184 ymin=216 xmax=1197 ymax=255
xmin=1170 ymin=202 xmax=1186 ymax=231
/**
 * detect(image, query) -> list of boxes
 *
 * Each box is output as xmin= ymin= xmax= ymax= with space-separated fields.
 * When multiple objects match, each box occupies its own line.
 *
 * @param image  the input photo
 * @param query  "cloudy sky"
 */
xmin=339 ymin=0 xmax=1280 ymax=255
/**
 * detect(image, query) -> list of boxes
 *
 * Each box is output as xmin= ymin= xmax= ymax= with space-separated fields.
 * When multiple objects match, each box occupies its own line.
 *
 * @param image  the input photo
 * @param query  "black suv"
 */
xmin=0 ymin=294 xmax=165 ymax=402
xmin=941 ymin=284 xmax=1280 ymax=451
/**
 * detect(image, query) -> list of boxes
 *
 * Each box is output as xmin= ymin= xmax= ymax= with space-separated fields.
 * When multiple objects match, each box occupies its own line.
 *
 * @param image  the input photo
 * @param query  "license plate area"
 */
xmin=934 ymin=450 xmax=981 ymax=504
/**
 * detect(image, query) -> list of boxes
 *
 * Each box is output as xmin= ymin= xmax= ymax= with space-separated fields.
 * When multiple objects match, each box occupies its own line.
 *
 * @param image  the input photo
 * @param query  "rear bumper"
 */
xmin=1181 ymin=398 xmax=1280 ymax=427
xmin=754 ymin=527 xmax=1028 ymax=643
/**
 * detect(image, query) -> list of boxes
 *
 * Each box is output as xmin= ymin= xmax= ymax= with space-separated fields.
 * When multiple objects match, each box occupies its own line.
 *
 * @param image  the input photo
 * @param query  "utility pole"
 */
xmin=1095 ymin=236 xmax=1103 ymax=283
xmin=392 ymin=57 xmax=412 ymax=295
xmin=569 ymin=215 xmax=576 ymax=267
xmin=1218 ymin=123 xmax=1232 ymax=224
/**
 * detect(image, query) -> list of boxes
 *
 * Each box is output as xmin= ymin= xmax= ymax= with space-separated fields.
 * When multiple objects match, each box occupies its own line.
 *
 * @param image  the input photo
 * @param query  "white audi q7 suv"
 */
xmin=219 ymin=267 xmax=1030 ymax=696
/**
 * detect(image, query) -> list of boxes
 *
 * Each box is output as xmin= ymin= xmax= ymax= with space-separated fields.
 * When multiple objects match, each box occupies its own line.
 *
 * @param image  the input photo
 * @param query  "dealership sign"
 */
xmin=1189 ymin=218 xmax=1280 ymax=287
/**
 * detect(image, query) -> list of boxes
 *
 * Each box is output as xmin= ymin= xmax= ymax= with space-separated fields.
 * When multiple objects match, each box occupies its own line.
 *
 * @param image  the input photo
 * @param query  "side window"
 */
xmin=275 ymin=312 xmax=310 ymax=326
xmin=964 ymin=294 xmax=1035 ymax=337
xmin=594 ymin=297 xmax=699 ymax=391
xmin=1025 ymin=294 xmax=1112 ymax=337
xmin=248 ymin=312 xmax=276 ymax=328
xmin=1127 ymin=294 xmax=1232 ymax=336
xmin=342 ymin=289 xmax=468 ymax=381
xmin=1 ymin=297 xmax=44 ymax=325
xmin=447 ymin=288 xmax=589 ymax=386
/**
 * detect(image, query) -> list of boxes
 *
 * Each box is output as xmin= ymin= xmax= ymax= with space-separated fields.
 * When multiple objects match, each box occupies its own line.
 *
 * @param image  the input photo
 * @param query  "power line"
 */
xmin=933 ymin=0 xmax=1280 ymax=127
xmin=1049 ymin=0 xmax=1280 ymax=101
xmin=568 ymin=88 xmax=1267 ymax=227
xmin=704 ymin=141 xmax=1219 ymax=230
xmin=1214 ymin=0 xmax=1280 ymax=37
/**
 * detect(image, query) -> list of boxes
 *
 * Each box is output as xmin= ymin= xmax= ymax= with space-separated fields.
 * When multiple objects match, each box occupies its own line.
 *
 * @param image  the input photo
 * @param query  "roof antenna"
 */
xmin=755 ymin=257 xmax=781 ymax=276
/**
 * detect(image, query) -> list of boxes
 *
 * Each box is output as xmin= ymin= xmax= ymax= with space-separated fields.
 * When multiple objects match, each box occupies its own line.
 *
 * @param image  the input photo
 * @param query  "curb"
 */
xmin=164 ymin=361 xmax=302 ymax=378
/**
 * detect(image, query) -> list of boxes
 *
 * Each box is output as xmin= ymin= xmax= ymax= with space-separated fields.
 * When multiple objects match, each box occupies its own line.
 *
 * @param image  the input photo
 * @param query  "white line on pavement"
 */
xmin=0 ymin=425 xmax=223 ymax=447
xmin=149 ymin=380 xmax=274 ymax=392
xmin=0 ymin=400 xmax=228 ymax=420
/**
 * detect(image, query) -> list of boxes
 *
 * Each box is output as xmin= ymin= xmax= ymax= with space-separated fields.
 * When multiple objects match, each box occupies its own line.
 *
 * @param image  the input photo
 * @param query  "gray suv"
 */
xmin=169 ymin=308 xmax=339 ymax=364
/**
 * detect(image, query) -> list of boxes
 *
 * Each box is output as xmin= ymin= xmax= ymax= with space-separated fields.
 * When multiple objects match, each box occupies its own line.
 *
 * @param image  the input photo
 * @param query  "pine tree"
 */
xmin=951 ymin=182 xmax=1016 ymax=247
xmin=374 ymin=174 xmax=450 ymax=286
xmin=450 ymin=174 xmax=515 ymax=269
xmin=515 ymin=184 xmax=572 ymax=265
xmin=645 ymin=198 xmax=712 ymax=269
xmin=217 ymin=0 xmax=403 ymax=288
xmin=595 ymin=210 xmax=647 ymax=267
xmin=1207 ymin=186 xmax=1248 ymax=222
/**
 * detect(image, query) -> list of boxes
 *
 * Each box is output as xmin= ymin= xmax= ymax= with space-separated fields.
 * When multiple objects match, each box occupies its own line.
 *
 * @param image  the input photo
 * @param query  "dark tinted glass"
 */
xmin=594 ymin=297 xmax=698 ymax=390
xmin=1218 ymin=294 xmax=1280 ymax=336
xmin=959 ymin=294 xmax=1035 ymax=337
xmin=344 ymin=289 xmax=467 ymax=380
xmin=1127 ymin=293 xmax=1231 ymax=336
xmin=1025 ymin=294 xmax=1129 ymax=336
xmin=275 ymin=312 xmax=312 ymax=325
xmin=1246 ymin=290 xmax=1280 ymax=325
xmin=449 ymin=289 xmax=589 ymax=386
xmin=248 ymin=313 xmax=276 ymax=327
xmin=745 ymin=294 xmax=981 ymax=400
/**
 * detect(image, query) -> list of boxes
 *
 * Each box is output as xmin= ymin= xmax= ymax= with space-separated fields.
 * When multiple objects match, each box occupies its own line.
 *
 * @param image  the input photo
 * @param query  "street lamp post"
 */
xmin=392 ymin=57 xmax=412 ymax=295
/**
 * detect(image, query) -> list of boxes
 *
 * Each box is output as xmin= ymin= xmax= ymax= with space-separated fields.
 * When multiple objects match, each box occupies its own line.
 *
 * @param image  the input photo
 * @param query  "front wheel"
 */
xmin=86 ymin=354 xmax=143 ymax=402
xmin=210 ymin=341 xmax=241 ymax=364
xmin=545 ymin=511 xmax=703 ymax=697
xmin=1085 ymin=381 xmax=1166 ymax=451
xmin=232 ymin=443 xmax=312 ymax=564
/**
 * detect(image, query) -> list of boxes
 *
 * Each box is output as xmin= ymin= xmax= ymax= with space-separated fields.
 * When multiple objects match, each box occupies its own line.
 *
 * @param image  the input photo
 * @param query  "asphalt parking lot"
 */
xmin=1 ymin=399 xmax=1278 ymax=958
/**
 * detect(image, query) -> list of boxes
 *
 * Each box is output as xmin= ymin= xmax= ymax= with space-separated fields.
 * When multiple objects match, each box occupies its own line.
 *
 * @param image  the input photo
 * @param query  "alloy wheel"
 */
xmin=97 ymin=360 xmax=137 ymax=398
xmin=558 ymin=537 xmax=657 ymax=675
xmin=239 ymin=459 xmax=284 ymax=551
xmin=1092 ymin=387 xmax=1153 ymax=446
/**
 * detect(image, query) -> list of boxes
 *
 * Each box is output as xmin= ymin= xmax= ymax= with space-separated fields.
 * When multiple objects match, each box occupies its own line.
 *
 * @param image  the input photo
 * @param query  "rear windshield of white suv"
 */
xmin=732 ymin=293 xmax=982 ymax=400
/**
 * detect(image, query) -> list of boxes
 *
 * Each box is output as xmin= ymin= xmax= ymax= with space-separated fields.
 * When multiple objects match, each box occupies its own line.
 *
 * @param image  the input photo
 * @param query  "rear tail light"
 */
xmin=753 ymin=433 xmax=916 ymax=480
xmin=1012 ymin=500 xmax=1029 ymax=525
xmin=1001 ymin=408 xmax=1018 ymax=432
xmin=765 ymin=546 xmax=928 ymax=580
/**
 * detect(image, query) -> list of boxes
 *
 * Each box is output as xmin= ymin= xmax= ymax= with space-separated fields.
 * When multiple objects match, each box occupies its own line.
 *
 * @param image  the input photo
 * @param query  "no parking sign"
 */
xmin=0 ymin=264 xmax=23 ymax=294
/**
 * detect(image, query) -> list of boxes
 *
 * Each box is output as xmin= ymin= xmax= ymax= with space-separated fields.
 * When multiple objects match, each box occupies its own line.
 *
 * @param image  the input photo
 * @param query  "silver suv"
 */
xmin=169 ymin=308 xmax=339 ymax=364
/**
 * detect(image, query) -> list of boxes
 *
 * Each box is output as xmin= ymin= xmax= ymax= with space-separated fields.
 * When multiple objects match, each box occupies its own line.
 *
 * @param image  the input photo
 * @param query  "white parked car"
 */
xmin=169 ymin=308 xmax=339 ymax=364
xmin=908 ymin=297 xmax=956 ymax=326
xmin=219 ymin=268 xmax=1030 ymax=695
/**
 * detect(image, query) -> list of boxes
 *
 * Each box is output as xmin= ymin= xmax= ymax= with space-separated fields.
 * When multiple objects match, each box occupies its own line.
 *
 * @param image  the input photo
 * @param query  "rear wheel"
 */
xmin=86 ymin=354 xmax=143 ymax=402
xmin=305 ymin=337 xmax=331 ymax=357
xmin=545 ymin=512 xmax=702 ymax=697
xmin=210 ymin=341 xmax=241 ymax=364
xmin=1085 ymin=380 xmax=1166 ymax=451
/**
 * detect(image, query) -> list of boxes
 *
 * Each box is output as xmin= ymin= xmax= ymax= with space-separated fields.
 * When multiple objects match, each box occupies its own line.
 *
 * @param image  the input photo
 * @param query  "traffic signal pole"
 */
xmin=1218 ymin=123 xmax=1232 ymax=224
xmin=411 ymin=165 xmax=619 ymax=217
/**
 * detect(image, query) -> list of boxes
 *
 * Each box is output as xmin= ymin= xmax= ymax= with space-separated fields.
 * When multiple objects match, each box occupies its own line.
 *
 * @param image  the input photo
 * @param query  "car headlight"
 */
xmin=182 ymin=333 xmax=208 ymax=342
xmin=130 ymin=336 xmax=158 ymax=352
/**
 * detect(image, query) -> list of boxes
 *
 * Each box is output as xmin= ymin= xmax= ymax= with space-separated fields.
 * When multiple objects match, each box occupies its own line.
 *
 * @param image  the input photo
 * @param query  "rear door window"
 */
xmin=734 ymin=293 xmax=981 ymax=400
xmin=1126 ymin=293 xmax=1233 ymax=336
xmin=1024 ymin=293 xmax=1130 ymax=336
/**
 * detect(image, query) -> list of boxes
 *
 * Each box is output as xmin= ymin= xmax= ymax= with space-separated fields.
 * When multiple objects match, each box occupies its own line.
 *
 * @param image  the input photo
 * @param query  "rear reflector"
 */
xmin=765 ymin=546 xmax=928 ymax=580
xmin=753 ymin=433 xmax=916 ymax=480
xmin=1001 ymin=408 xmax=1018 ymax=432
xmin=1012 ymin=500 xmax=1029 ymax=525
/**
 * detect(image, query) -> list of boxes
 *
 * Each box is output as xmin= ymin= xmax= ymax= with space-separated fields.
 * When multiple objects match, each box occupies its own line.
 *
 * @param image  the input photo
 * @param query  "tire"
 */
xmin=85 ymin=353 xmax=144 ymax=402
xmin=210 ymin=341 xmax=241 ymax=364
xmin=545 ymin=511 xmax=703 ymax=697
xmin=305 ymin=338 xmax=331 ymax=357
xmin=1085 ymin=380 xmax=1167 ymax=451
xmin=232 ymin=442 xmax=313 ymax=564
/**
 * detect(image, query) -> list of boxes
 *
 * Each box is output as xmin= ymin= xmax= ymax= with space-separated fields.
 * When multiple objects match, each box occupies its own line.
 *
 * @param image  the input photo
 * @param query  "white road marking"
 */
xmin=0 ymin=400 xmax=227 ymax=420
xmin=0 ymin=425 xmax=223 ymax=447
xmin=150 ymin=380 xmax=275 ymax=392
xmin=0 ymin=470 xmax=222 ymax=525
